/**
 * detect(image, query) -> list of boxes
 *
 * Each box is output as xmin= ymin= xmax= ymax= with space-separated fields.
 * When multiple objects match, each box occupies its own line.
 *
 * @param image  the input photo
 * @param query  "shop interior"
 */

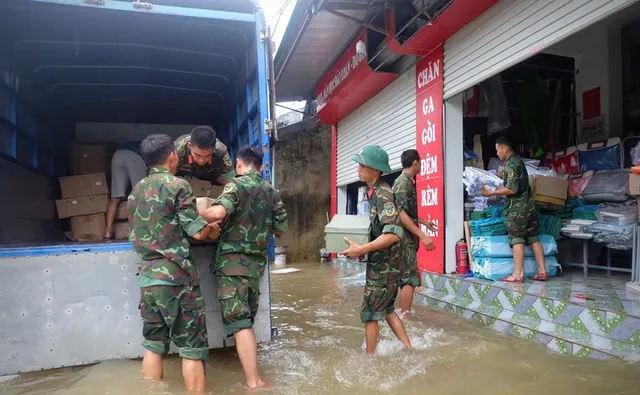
xmin=460 ymin=7 xmax=640 ymax=283
xmin=0 ymin=1 xmax=258 ymax=246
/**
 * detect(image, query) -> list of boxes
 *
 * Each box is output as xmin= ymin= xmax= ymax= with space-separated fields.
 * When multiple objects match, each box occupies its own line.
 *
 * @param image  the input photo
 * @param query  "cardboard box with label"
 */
xmin=190 ymin=179 xmax=224 ymax=198
xmin=114 ymin=221 xmax=131 ymax=240
xmin=56 ymin=195 xmax=109 ymax=219
xmin=71 ymin=214 xmax=106 ymax=241
xmin=628 ymin=174 xmax=640 ymax=196
xmin=71 ymin=143 xmax=116 ymax=175
xmin=531 ymin=176 xmax=568 ymax=206
xmin=59 ymin=173 xmax=109 ymax=199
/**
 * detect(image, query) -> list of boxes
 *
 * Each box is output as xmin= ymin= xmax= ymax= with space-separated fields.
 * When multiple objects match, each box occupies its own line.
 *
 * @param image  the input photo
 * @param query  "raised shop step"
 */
xmin=417 ymin=272 xmax=640 ymax=361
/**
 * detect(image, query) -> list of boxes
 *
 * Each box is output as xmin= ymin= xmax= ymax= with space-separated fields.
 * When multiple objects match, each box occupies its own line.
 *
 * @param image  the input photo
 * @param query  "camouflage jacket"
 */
xmin=213 ymin=169 xmax=288 ymax=278
xmin=367 ymin=179 xmax=405 ymax=286
xmin=392 ymin=171 xmax=419 ymax=249
xmin=174 ymin=134 xmax=236 ymax=183
xmin=503 ymin=154 xmax=536 ymax=215
xmin=128 ymin=167 xmax=208 ymax=286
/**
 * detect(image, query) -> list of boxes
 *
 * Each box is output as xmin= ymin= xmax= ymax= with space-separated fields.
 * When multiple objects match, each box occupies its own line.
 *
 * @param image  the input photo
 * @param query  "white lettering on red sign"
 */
xmin=422 ymin=96 xmax=435 ymax=115
xmin=420 ymin=219 xmax=439 ymax=238
xmin=417 ymin=60 xmax=441 ymax=89
xmin=421 ymin=120 xmax=437 ymax=145
xmin=317 ymin=51 xmax=367 ymax=107
xmin=421 ymin=154 xmax=438 ymax=177
xmin=421 ymin=185 xmax=439 ymax=207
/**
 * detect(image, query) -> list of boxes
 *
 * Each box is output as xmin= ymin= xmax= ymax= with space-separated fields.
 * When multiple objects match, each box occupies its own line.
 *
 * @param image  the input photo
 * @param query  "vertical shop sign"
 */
xmin=415 ymin=46 xmax=444 ymax=274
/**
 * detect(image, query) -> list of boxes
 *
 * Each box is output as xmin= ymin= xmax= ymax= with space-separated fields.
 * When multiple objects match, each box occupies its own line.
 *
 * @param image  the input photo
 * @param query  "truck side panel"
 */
xmin=0 ymin=245 xmax=272 ymax=376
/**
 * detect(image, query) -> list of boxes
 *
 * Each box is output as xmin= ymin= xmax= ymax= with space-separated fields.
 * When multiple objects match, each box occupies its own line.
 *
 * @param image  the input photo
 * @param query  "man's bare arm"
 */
xmin=400 ymin=210 xmax=424 ymax=238
xmin=200 ymin=205 xmax=227 ymax=223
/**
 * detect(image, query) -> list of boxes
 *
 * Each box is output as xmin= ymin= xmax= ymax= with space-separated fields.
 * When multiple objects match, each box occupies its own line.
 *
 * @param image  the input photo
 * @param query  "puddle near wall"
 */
xmin=2 ymin=262 xmax=640 ymax=395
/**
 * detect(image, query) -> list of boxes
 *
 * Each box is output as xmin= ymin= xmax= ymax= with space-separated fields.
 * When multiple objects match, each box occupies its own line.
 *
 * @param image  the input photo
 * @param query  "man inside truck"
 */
xmin=128 ymin=134 xmax=221 ymax=393
xmin=200 ymin=146 xmax=288 ymax=390
xmin=175 ymin=125 xmax=236 ymax=186
xmin=104 ymin=140 xmax=147 ymax=240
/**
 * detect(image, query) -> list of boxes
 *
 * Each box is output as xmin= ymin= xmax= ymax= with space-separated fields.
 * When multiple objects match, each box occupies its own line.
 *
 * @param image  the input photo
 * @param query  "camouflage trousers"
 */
xmin=360 ymin=282 xmax=398 ymax=323
xmin=505 ymin=209 xmax=540 ymax=247
xmin=399 ymin=241 xmax=421 ymax=289
xmin=138 ymin=285 xmax=209 ymax=361
xmin=216 ymin=275 xmax=261 ymax=337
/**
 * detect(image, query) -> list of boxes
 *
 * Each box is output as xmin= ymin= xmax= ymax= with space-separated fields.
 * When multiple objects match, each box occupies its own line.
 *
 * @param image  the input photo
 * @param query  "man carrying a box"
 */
xmin=200 ymin=146 xmax=287 ymax=390
xmin=175 ymin=126 xmax=236 ymax=186
xmin=104 ymin=141 xmax=147 ymax=240
xmin=481 ymin=137 xmax=547 ymax=283
xmin=339 ymin=145 xmax=413 ymax=355
xmin=392 ymin=149 xmax=438 ymax=315
xmin=128 ymin=134 xmax=221 ymax=393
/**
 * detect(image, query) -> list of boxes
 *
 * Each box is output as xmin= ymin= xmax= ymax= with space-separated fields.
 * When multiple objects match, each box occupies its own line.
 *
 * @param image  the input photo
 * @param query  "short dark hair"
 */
xmin=140 ymin=134 xmax=176 ymax=167
xmin=400 ymin=149 xmax=420 ymax=169
xmin=495 ymin=136 xmax=513 ymax=150
xmin=190 ymin=126 xmax=216 ymax=150
xmin=237 ymin=146 xmax=263 ymax=169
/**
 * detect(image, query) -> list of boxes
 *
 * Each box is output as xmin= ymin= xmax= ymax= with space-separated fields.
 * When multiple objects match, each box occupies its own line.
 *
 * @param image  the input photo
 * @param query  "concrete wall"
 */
xmin=275 ymin=119 xmax=331 ymax=261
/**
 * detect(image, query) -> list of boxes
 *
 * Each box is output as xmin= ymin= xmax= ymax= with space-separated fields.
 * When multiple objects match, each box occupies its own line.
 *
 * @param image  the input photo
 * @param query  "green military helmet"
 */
xmin=352 ymin=145 xmax=393 ymax=174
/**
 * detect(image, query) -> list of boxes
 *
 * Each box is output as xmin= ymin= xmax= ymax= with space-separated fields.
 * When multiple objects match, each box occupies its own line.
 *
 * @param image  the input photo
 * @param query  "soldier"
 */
xmin=392 ymin=149 xmax=438 ymax=314
xmin=340 ymin=145 xmax=413 ymax=355
xmin=175 ymin=125 xmax=236 ymax=185
xmin=200 ymin=146 xmax=287 ymax=390
xmin=128 ymin=134 xmax=221 ymax=393
xmin=481 ymin=136 xmax=547 ymax=283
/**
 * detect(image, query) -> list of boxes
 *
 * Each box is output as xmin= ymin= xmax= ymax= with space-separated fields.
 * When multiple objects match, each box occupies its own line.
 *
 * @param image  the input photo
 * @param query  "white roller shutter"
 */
xmin=336 ymin=65 xmax=416 ymax=186
xmin=443 ymin=0 xmax=638 ymax=99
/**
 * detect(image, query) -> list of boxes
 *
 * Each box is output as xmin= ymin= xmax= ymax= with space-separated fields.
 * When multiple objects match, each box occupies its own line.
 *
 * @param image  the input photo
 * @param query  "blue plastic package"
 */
xmin=472 ymin=256 xmax=561 ymax=281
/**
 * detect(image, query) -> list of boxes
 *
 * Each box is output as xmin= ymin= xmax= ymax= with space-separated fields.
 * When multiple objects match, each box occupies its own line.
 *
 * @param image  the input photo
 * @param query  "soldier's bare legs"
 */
xmin=386 ymin=312 xmax=413 ymax=350
xmin=234 ymin=328 xmax=270 ymax=390
xmin=142 ymin=349 xmax=163 ymax=380
xmin=182 ymin=359 xmax=206 ymax=392
xmin=512 ymin=243 xmax=525 ymax=279
xmin=104 ymin=197 xmax=122 ymax=239
xmin=530 ymin=241 xmax=548 ymax=281
xmin=398 ymin=286 xmax=415 ymax=314
xmin=365 ymin=321 xmax=379 ymax=355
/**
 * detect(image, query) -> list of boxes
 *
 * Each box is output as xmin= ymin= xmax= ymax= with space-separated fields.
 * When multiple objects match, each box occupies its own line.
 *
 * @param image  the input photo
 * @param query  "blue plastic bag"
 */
xmin=470 ymin=234 xmax=557 ymax=258
xmin=472 ymin=256 xmax=560 ymax=281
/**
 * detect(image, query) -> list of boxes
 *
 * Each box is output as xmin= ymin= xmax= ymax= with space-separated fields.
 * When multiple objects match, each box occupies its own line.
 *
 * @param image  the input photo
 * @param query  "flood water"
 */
xmin=2 ymin=262 xmax=640 ymax=394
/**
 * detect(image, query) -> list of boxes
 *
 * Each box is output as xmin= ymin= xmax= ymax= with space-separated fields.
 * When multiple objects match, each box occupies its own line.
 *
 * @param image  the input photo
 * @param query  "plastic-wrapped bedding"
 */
xmin=471 ymin=235 xmax=558 ymax=258
xmin=473 ymin=256 xmax=561 ymax=281
xmin=581 ymin=169 xmax=631 ymax=203
xmin=462 ymin=167 xmax=504 ymax=197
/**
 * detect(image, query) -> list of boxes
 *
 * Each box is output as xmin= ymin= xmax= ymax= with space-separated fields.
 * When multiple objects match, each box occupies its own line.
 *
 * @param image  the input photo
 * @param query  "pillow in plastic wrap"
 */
xmin=578 ymin=138 xmax=621 ymax=172
xmin=470 ymin=234 xmax=558 ymax=258
xmin=472 ymin=256 xmax=560 ymax=281
xmin=581 ymin=169 xmax=631 ymax=203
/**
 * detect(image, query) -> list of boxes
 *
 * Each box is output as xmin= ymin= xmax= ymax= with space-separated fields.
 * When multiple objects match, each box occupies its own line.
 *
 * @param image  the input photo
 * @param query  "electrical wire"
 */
xmin=270 ymin=0 xmax=295 ymax=36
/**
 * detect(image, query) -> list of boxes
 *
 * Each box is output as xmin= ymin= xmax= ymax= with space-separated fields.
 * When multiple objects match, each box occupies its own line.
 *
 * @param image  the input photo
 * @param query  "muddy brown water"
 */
xmin=2 ymin=262 xmax=640 ymax=394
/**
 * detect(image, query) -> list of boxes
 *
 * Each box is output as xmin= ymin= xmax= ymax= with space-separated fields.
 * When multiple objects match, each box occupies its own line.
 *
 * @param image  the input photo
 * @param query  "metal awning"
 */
xmin=275 ymin=0 xmax=385 ymax=103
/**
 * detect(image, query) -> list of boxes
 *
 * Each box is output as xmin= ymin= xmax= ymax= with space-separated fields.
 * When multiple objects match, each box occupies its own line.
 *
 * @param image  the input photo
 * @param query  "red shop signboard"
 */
xmin=415 ymin=46 xmax=444 ymax=274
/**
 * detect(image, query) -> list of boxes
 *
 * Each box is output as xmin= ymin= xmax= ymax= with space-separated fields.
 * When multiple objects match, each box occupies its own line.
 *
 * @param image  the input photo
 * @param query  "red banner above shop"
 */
xmin=415 ymin=46 xmax=445 ymax=274
xmin=315 ymin=30 xmax=398 ymax=125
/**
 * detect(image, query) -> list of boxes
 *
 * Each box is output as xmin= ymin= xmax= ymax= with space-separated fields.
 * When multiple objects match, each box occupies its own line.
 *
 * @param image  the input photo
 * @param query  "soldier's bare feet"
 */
xmin=247 ymin=379 xmax=272 ymax=391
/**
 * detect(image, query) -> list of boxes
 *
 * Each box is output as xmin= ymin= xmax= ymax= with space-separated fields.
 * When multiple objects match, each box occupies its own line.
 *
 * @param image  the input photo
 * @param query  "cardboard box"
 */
xmin=190 ymin=179 xmax=224 ymax=198
xmin=59 ymin=173 xmax=109 ymax=199
xmin=196 ymin=197 xmax=214 ymax=213
xmin=56 ymin=194 xmax=109 ymax=219
xmin=628 ymin=174 xmax=640 ymax=196
xmin=71 ymin=143 xmax=116 ymax=175
xmin=113 ymin=220 xmax=131 ymax=240
xmin=71 ymin=214 xmax=106 ymax=242
xmin=532 ymin=176 xmax=568 ymax=203
xmin=116 ymin=201 xmax=129 ymax=220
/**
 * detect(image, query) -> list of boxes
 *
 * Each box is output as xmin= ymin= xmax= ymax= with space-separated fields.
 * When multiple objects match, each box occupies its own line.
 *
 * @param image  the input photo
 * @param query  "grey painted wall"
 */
xmin=274 ymin=120 xmax=331 ymax=261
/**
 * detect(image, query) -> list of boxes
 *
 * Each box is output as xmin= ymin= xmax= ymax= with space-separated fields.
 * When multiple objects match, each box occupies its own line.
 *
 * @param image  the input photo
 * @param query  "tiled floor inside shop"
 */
xmin=333 ymin=258 xmax=640 ymax=360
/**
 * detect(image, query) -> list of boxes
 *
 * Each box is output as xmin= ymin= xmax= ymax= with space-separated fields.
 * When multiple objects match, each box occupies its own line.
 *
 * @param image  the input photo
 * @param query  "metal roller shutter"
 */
xmin=443 ymin=0 xmax=638 ymax=99
xmin=336 ymin=65 xmax=416 ymax=186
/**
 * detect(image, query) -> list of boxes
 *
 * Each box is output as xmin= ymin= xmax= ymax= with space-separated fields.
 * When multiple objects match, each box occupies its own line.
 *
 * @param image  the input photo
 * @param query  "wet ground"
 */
xmin=2 ymin=262 xmax=640 ymax=394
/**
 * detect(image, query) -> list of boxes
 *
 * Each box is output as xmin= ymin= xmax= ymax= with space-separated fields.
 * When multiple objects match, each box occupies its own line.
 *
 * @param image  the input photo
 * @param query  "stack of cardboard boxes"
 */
xmin=56 ymin=143 xmax=115 ymax=241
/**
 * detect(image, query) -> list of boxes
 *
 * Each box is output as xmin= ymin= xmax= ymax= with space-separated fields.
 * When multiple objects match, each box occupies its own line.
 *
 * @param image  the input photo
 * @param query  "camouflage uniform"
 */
xmin=128 ymin=167 xmax=209 ymax=361
xmin=392 ymin=171 xmax=421 ymax=289
xmin=361 ymin=180 xmax=405 ymax=323
xmin=174 ymin=134 xmax=236 ymax=184
xmin=212 ymin=169 xmax=288 ymax=336
xmin=502 ymin=154 xmax=539 ymax=247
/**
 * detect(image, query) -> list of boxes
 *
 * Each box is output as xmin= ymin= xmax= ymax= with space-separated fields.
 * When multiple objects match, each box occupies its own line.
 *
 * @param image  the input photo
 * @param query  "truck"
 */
xmin=0 ymin=0 xmax=276 ymax=376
